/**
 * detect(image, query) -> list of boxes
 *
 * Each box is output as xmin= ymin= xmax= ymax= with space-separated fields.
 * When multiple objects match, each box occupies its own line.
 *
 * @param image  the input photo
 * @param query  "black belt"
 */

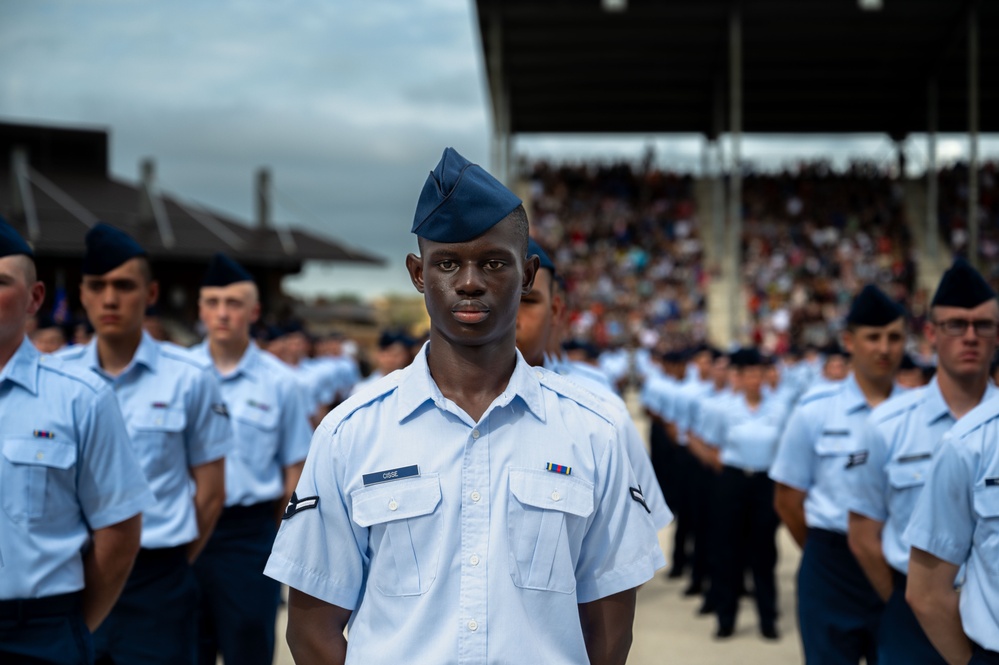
xmin=0 ymin=591 xmax=82 ymax=621
xmin=135 ymin=544 xmax=187 ymax=565
xmin=222 ymin=500 xmax=276 ymax=520
xmin=722 ymin=464 xmax=769 ymax=477
xmin=806 ymin=527 xmax=849 ymax=547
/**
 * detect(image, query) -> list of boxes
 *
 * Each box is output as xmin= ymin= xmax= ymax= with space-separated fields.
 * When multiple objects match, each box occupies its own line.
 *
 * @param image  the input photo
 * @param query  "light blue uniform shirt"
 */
xmin=673 ymin=378 xmax=712 ymax=441
xmin=1 ymin=339 xmax=154 ymax=599
xmin=266 ymin=346 xmax=665 ymax=665
xmin=190 ymin=341 xmax=312 ymax=507
xmin=706 ymin=394 xmax=789 ymax=472
xmin=546 ymin=358 xmax=673 ymax=531
xmin=904 ymin=398 xmax=999 ymax=652
xmin=770 ymin=374 xmax=900 ymax=533
xmin=691 ymin=387 xmax=735 ymax=445
xmin=59 ymin=332 xmax=233 ymax=548
xmin=848 ymin=378 xmax=997 ymax=573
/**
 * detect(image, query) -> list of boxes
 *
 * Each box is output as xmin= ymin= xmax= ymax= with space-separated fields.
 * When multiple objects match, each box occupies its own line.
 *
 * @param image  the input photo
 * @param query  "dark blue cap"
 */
xmin=82 ymin=223 xmax=147 ymax=275
xmin=822 ymin=341 xmax=850 ymax=359
xmin=412 ymin=147 xmax=521 ymax=242
xmin=378 ymin=330 xmax=416 ymax=349
xmin=527 ymin=237 xmax=556 ymax=275
xmin=846 ymin=284 xmax=906 ymax=327
xmin=729 ymin=347 xmax=763 ymax=367
xmin=931 ymin=258 xmax=996 ymax=309
xmin=203 ymin=252 xmax=254 ymax=287
xmin=0 ymin=216 xmax=33 ymax=258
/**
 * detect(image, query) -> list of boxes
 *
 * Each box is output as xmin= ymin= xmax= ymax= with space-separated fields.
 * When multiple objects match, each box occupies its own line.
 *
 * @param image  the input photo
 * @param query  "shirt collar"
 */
xmin=922 ymin=376 xmax=999 ymax=426
xmin=843 ymin=373 xmax=900 ymax=414
xmin=85 ymin=330 xmax=160 ymax=377
xmin=192 ymin=339 xmax=261 ymax=382
xmin=396 ymin=343 xmax=546 ymax=424
xmin=0 ymin=337 xmax=40 ymax=394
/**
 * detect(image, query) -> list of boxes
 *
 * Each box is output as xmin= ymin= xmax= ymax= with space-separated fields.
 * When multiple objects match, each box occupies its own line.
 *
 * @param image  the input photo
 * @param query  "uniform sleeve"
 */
xmin=846 ymin=420 xmax=890 ymax=522
xmin=76 ymin=385 xmax=156 ymax=530
xmin=620 ymin=414 xmax=673 ymax=530
xmin=903 ymin=433 xmax=975 ymax=566
xmin=574 ymin=421 xmax=666 ymax=603
xmin=768 ymin=401 xmax=817 ymax=491
xmin=184 ymin=369 xmax=234 ymax=467
xmin=277 ymin=377 xmax=313 ymax=467
xmin=264 ymin=422 xmax=367 ymax=609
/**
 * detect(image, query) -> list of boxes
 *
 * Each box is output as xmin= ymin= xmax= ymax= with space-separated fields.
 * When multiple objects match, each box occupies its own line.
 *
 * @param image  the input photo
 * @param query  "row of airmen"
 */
xmin=0 ymin=217 xmax=318 ymax=665
xmin=642 ymin=261 xmax=999 ymax=664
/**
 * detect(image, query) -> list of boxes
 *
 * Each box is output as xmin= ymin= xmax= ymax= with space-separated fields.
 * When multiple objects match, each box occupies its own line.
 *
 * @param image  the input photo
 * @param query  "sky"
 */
xmin=2 ymin=1 xmax=998 ymax=300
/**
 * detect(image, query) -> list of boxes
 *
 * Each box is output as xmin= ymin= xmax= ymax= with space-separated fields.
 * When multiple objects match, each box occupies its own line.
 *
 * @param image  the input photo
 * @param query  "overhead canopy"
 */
xmin=476 ymin=0 xmax=999 ymax=138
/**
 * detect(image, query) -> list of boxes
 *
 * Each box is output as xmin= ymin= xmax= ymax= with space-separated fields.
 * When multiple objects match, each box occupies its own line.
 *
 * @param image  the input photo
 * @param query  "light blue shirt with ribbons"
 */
xmin=705 ymin=393 xmax=789 ymax=472
xmin=266 ymin=344 xmax=665 ymax=665
xmin=1 ymin=338 xmax=154 ymax=599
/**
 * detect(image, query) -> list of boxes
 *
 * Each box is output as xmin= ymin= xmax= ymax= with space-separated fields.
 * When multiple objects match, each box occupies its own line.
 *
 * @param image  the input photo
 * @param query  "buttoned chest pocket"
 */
xmin=2 ymin=438 xmax=77 ymax=525
xmin=887 ymin=458 xmax=932 ymax=491
xmin=973 ymin=488 xmax=999 ymax=575
xmin=507 ymin=468 xmax=594 ymax=594
xmin=232 ymin=404 xmax=280 ymax=468
xmin=351 ymin=475 xmax=442 ymax=597
xmin=130 ymin=408 xmax=186 ymax=477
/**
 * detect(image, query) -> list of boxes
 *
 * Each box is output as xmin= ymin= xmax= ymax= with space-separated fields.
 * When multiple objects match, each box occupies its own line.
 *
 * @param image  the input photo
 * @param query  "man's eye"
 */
xmin=485 ymin=261 xmax=505 ymax=270
xmin=438 ymin=261 xmax=457 ymax=271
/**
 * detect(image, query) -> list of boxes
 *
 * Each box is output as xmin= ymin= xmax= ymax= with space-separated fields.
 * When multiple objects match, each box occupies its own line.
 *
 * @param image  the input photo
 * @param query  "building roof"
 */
xmin=0 ymin=121 xmax=383 ymax=267
xmin=476 ymin=0 xmax=999 ymax=138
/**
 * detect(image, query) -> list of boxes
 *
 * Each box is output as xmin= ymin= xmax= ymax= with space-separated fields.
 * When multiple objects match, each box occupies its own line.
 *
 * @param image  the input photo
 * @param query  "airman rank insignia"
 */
xmin=846 ymin=451 xmax=869 ymax=468
xmin=283 ymin=492 xmax=319 ymax=519
xmin=32 ymin=430 xmax=55 ymax=439
xmin=546 ymin=463 xmax=571 ymax=475
xmin=211 ymin=403 xmax=230 ymax=418
xmin=630 ymin=486 xmax=651 ymax=513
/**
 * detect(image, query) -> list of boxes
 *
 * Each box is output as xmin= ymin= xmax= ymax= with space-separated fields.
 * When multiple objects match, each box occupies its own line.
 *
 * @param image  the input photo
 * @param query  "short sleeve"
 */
xmin=846 ymin=420 xmax=890 ymax=522
xmin=769 ymin=402 xmax=818 ymax=491
xmin=184 ymin=369 xmax=234 ymax=467
xmin=904 ymin=434 xmax=975 ymax=566
xmin=574 ymin=423 xmax=666 ymax=603
xmin=620 ymin=414 xmax=672 ymax=531
xmin=264 ymin=422 xmax=367 ymax=609
xmin=76 ymin=385 xmax=155 ymax=530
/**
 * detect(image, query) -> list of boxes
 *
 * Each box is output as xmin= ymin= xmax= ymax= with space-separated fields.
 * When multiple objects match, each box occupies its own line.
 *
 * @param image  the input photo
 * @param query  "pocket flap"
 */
xmin=2 ymin=438 xmax=77 ymax=470
xmin=352 ymin=475 xmax=441 ymax=527
xmin=233 ymin=403 xmax=279 ymax=431
xmin=887 ymin=461 xmax=930 ymax=490
xmin=974 ymin=488 xmax=999 ymax=519
xmin=509 ymin=468 xmax=594 ymax=518
xmin=132 ymin=408 xmax=186 ymax=432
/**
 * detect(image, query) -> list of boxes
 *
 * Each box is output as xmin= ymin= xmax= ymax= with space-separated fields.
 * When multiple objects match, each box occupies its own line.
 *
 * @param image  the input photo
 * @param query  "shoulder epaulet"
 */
xmin=536 ymin=367 xmax=616 ymax=427
xmin=869 ymin=387 xmax=924 ymax=425
xmin=54 ymin=344 xmax=87 ymax=361
xmin=36 ymin=354 xmax=106 ymax=395
xmin=796 ymin=381 xmax=842 ymax=405
xmin=323 ymin=371 xmax=404 ymax=435
xmin=158 ymin=342 xmax=212 ymax=371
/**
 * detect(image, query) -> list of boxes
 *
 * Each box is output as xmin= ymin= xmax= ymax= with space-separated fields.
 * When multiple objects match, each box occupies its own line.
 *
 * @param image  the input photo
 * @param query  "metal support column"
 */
xmin=488 ymin=10 xmax=510 ymax=183
xmin=728 ymin=5 xmax=743 ymax=344
xmin=968 ymin=5 xmax=979 ymax=267
xmin=927 ymin=78 xmax=939 ymax=266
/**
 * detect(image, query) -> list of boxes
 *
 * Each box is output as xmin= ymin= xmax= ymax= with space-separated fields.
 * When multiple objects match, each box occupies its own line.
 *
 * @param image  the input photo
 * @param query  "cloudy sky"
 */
xmin=2 ymin=1 xmax=997 ymax=299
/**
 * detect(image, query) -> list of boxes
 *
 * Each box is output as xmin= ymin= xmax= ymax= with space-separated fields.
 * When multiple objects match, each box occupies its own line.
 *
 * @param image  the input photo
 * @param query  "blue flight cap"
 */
xmin=527 ymin=237 xmax=556 ymax=275
xmin=412 ymin=147 xmax=521 ymax=242
xmin=0 ymin=216 xmax=33 ymax=258
xmin=82 ymin=223 xmax=147 ymax=275
xmin=729 ymin=347 xmax=763 ymax=368
xmin=203 ymin=252 xmax=254 ymax=287
xmin=931 ymin=258 xmax=996 ymax=309
xmin=846 ymin=284 xmax=905 ymax=327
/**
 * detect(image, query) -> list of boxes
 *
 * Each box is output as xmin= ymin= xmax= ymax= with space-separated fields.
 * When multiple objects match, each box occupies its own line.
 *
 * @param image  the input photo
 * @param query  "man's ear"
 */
xmin=406 ymin=254 xmax=425 ymax=294
xmin=146 ymin=280 xmax=160 ymax=307
xmin=522 ymin=255 xmax=539 ymax=295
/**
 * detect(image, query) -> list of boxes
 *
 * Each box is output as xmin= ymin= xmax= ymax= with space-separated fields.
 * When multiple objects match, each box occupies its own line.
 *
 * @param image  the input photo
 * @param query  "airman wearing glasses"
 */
xmin=847 ymin=259 xmax=999 ymax=664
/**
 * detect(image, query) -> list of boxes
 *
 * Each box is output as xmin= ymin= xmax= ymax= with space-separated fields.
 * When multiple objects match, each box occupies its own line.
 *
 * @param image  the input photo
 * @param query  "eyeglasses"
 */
xmin=934 ymin=318 xmax=999 ymax=337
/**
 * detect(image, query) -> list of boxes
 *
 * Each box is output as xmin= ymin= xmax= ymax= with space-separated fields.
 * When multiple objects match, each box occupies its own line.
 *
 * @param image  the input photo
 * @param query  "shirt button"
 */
xmin=551 ymin=490 xmax=561 ymax=502
xmin=36 ymin=451 xmax=44 ymax=461
xmin=468 ymin=620 xmax=478 ymax=632
xmin=388 ymin=500 xmax=399 ymax=511
xmin=470 ymin=491 xmax=481 ymax=502
xmin=535 ymin=370 xmax=544 ymax=379
xmin=470 ymin=554 xmax=480 ymax=566
xmin=471 ymin=429 xmax=480 ymax=439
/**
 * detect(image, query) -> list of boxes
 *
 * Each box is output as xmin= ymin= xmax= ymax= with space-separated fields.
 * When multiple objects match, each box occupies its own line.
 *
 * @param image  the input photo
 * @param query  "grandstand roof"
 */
xmin=476 ymin=0 xmax=999 ymax=138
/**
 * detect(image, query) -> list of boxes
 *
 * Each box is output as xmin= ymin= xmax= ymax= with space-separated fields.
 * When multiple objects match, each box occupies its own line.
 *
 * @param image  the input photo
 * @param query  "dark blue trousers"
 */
xmin=0 ymin=593 xmax=92 ymax=665
xmin=798 ymin=528 xmax=884 ymax=665
xmin=878 ymin=571 xmax=945 ymax=665
xmin=971 ymin=645 xmax=999 ymax=665
xmin=193 ymin=502 xmax=281 ymax=665
xmin=93 ymin=546 xmax=198 ymax=665
xmin=714 ymin=467 xmax=778 ymax=631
